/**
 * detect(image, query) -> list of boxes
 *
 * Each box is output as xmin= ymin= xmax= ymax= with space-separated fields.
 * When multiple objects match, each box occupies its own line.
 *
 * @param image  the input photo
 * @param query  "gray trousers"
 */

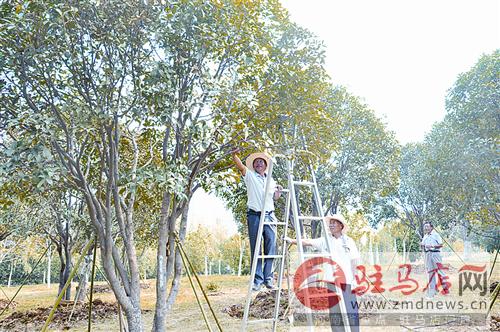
xmin=425 ymin=251 xmax=447 ymax=296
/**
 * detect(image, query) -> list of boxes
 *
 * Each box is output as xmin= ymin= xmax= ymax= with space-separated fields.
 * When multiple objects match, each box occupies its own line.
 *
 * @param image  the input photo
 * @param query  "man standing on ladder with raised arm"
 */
xmin=232 ymin=149 xmax=283 ymax=291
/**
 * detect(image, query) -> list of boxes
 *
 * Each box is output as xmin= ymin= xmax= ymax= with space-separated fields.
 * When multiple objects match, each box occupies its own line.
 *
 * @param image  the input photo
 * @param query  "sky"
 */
xmin=188 ymin=0 xmax=499 ymax=236
xmin=283 ymin=0 xmax=499 ymax=144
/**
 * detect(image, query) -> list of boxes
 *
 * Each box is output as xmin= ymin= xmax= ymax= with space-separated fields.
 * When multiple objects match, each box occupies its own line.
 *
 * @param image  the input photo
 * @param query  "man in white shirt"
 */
xmin=232 ymin=149 xmax=282 ymax=291
xmin=286 ymin=214 xmax=360 ymax=332
xmin=421 ymin=222 xmax=449 ymax=298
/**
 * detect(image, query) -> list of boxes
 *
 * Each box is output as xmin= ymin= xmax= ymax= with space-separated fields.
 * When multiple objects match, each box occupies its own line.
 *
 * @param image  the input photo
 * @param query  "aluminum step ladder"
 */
xmin=241 ymin=154 xmax=351 ymax=332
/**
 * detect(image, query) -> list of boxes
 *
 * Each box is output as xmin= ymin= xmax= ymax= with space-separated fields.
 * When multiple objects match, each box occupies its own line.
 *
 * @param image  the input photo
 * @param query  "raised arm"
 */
xmin=232 ymin=148 xmax=246 ymax=176
xmin=284 ymin=237 xmax=314 ymax=247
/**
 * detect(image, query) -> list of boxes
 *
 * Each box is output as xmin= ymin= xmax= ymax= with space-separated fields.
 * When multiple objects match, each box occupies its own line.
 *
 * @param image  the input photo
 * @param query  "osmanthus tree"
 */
xmin=213 ymin=22 xmax=334 ymax=241
xmin=394 ymin=50 xmax=499 ymax=249
xmin=393 ymin=143 xmax=432 ymax=236
xmin=0 ymin=144 xmax=93 ymax=298
xmin=316 ymin=87 xmax=400 ymax=218
xmin=0 ymin=0 xmax=335 ymax=330
xmin=422 ymin=50 xmax=499 ymax=250
xmin=144 ymin=2 xmax=333 ymax=329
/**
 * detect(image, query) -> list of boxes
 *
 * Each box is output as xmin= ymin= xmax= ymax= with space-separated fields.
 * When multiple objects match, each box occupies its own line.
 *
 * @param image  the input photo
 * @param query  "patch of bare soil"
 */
xmin=93 ymin=282 xmax=150 ymax=293
xmin=491 ymin=315 xmax=500 ymax=331
xmin=223 ymin=290 xmax=387 ymax=323
xmin=410 ymin=263 xmax=458 ymax=274
xmin=0 ymin=299 xmax=117 ymax=331
xmin=491 ymin=281 xmax=499 ymax=293
xmin=222 ymin=290 xmax=289 ymax=319
xmin=0 ymin=299 xmax=17 ymax=311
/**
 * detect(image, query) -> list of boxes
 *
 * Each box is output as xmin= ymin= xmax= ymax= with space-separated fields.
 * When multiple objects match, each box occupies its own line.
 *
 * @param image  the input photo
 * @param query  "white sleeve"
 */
xmin=348 ymin=237 xmax=360 ymax=260
xmin=271 ymin=178 xmax=277 ymax=190
xmin=243 ymin=166 xmax=251 ymax=184
xmin=433 ymin=232 xmax=443 ymax=245
xmin=308 ymin=238 xmax=326 ymax=252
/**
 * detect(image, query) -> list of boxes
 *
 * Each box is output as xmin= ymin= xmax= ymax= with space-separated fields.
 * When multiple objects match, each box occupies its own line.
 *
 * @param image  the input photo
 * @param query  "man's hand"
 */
xmin=274 ymin=184 xmax=283 ymax=200
xmin=231 ymin=147 xmax=246 ymax=175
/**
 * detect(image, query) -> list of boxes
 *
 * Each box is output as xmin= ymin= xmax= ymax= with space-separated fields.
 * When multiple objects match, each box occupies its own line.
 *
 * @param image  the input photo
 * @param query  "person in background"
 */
xmin=421 ymin=221 xmax=449 ymax=298
xmin=232 ymin=148 xmax=282 ymax=291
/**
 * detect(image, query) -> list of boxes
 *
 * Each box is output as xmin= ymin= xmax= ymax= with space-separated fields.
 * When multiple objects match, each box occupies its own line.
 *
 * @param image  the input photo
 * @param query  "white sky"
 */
xmin=189 ymin=0 xmax=499 ymax=235
xmin=283 ymin=0 xmax=499 ymax=143
xmin=187 ymin=189 xmax=238 ymax=235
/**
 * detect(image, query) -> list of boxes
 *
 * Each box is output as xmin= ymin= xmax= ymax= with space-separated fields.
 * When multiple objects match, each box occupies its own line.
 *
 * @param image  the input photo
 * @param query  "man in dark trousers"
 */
xmin=232 ymin=149 xmax=282 ymax=291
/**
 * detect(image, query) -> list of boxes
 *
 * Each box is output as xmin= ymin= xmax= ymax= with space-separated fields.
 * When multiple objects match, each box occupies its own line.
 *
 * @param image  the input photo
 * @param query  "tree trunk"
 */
xmin=463 ymin=222 xmax=471 ymax=260
xmin=7 ymin=259 xmax=14 ymax=287
xmin=237 ymin=241 xmax=244 ymax=276
xmin=311 ymin=195 xmax=321 ymax=238
xmin=57 ymin=243 xmax=68 ymax=299
xmin=47 ymin=241 xmax=51 ymax=288
xmin=402 ymin=238 xmax=407 ymax=264
xmin=125 ymin=304 xmax=143 ymax=332
xmin=57 ymin=220 xmax=72 ymax=301
xmin=75 ymin=247 xmax=93 ymax=302
xmin=166 ymin=204 xmax=190 ymax=312
xmin=205 ymin=256 xmax=208 ymax=276
xmin=152 ymin=193 xmax=171 ymax=332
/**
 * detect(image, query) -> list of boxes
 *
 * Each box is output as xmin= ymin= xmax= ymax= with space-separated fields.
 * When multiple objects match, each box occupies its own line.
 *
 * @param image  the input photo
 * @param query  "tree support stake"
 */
xmin=174 ymin=232 xmax=223 ymax=332
xmin=41 ymin=238 xmax=95 ymax=332
xmin=0 ymin=245 xmax=49 ymax=317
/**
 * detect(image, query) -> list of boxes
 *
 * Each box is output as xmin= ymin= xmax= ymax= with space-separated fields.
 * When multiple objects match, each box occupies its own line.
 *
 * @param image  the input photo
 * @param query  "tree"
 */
xmin=394 ymin=143 xmax=431 ymax=236
xmin=317 ymin=87 xmax=400 ymax=218
xmin=425 ymin=50 xmax=499 ymax=250
xmin=220 ymin=233 xmax=250 ymax=275
xmin=183 ymin=226 xmax=218 ymax=274
xmin=393 ymin=50 xmax=499 ymax=250
xmin=0 ymin=1 xmax=334 ymax=330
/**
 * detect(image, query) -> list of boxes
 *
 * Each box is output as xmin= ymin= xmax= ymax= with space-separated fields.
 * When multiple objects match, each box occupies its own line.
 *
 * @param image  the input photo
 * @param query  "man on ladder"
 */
xmin=232 ymin=149 xmax=283 ymax=291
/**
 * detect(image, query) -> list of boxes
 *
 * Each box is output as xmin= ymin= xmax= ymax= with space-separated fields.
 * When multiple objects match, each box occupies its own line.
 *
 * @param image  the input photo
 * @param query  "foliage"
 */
xmin=394 ymin=50 xmax=499 ymax=250
xmin=204 ymin=281 xmax=220 ymax=293
xmin=183 ymin=225 xmax=218 ymax=274
xmin=0 ymin=0 xmax=339 ymax=328
xmin=220 ymin=233 xmax=249 ymax=274
xmin=316 ymin=87 xmax=400 ymax=219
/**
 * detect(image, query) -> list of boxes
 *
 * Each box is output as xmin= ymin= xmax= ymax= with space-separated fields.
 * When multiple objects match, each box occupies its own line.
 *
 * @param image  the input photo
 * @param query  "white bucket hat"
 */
xmin=324 ymin=214 xmax=349 ymax=234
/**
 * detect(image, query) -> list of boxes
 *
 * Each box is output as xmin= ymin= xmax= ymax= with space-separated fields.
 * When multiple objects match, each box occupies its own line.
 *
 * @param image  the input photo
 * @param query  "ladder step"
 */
xmin=293 ymin=180 xmax=315 ymax=186
xmin=298 ymin=216 xmax=324 ymax=220
xmin=263 ymin=221 xmax=287 ymax=225
xmin=303 ymin=252 xmax=328 ymax=258
xmin=281 ymin=189 xmax=290 ymax=193
xmin=257 ymin=254 xmax=284 ymax=259
xmin=247 ymin=318 xmax=274 ymax=324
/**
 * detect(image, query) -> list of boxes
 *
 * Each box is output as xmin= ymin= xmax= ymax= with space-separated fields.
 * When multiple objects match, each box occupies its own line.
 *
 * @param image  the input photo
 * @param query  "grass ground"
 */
xmin=0 ymin=275 xmax=282 ymax=332
xmin=0 ymin=253 xmax=498 ymax=331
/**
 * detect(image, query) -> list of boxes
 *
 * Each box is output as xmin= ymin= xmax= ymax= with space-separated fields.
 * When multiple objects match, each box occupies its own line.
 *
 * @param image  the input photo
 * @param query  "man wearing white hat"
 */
xmin=232 ymin=149 xmax=282 ymax=291
xmin=286 ymin=214 xmax=360 ymax=331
